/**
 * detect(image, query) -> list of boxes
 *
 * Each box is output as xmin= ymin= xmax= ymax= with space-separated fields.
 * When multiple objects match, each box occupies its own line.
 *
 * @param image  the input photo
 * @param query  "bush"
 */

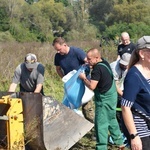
xmin=65 ymin=24 xmax=98 ymax=41
xmin=103 ymin=22 xmax=150 ymax=42
xmin=0 ymin=31 xmax=15 ymax=42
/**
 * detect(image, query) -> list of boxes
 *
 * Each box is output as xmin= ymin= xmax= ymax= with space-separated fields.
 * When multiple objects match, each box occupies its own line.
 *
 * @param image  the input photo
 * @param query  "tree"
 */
xmin=38 ymin=0 xmax=67 ymax=36
xmin=54 ymin=0 xmax=69 ymax=6
xmin=103 ymin=22 xmax=150 ymax=41
xmin=107 ymin=2 xmax=150 ymax=25
xmin=89 ymin=0 xmax=114 ymax=25
xmin=25 ymin=0 xmax=35 ymax=4
xmin=0 ymin=6 xmax=10 ymax=31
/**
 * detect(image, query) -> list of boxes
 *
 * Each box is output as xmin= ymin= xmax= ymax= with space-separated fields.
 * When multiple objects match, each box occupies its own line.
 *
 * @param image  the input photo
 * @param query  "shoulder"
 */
xmin=126 ymin=67 xmax=140 ymax=81
xmin=55 ymin=52 xmax=60 ymax=58
xmin=102 ymin=59 xmax=111 ymax=69
xmin=110 ymin=61 xmax=120 ymax=72
xmin=37 ymin=63 xmax=45 ymax=72
xmin=93 ymin=61 xmax=112 ymax=79
xmin=70 ymin=46 xmax=83 ymax=51
xmin=70 ymin=47 xmax=86 ymax=60
xmin=127 ymin=66 xmax=137 ymax=74
xmin=130 ymin=42 xmax=136 ymax=46
xmin=123 ymin=67 xmax=142 ymax=93
xmin=95 ymin=60 xmax=110 ymax=70
xmin=118 ymin=43 xmax=124 ymax=48
xmin=110 ymin=60 xmax=118 ymax=68
xmin=129 ymin=42 xmax=136 ymax=48
xmin=15 ymin=63 xmax=25 ymax=72
xmin=37 ymin=63 xmax=44 ymax=68
xmin=70 ymin=46 xmax=85 ymax=53
xmin=36 ymin=63 xmax=45 ymax=75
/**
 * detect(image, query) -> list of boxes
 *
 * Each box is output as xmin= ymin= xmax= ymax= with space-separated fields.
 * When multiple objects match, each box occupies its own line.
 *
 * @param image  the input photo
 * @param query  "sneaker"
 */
xmin=91 ymin=134 xmax=96 ymax=141
xmin=117 ymin=145 xmax=125 ymax=150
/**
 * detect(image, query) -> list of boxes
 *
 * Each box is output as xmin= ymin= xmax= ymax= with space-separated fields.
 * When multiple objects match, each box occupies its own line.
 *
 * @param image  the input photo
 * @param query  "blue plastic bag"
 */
xmin=62 ymin=65 xmax=87 ymax=109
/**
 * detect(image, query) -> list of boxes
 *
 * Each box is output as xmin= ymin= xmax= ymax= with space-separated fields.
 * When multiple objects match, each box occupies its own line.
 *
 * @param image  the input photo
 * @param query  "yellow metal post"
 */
xmin=0 ymin=96 xmax=25 ymax=150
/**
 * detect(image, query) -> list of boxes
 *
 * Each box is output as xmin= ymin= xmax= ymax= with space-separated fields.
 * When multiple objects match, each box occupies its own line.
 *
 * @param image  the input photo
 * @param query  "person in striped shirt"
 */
xmin=121 ymin=36 xmax=150 ymax=150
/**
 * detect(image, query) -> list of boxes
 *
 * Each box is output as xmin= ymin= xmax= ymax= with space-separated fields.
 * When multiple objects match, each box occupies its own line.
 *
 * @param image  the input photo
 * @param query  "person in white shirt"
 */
xmin=110 ymin=53 xmax=131 ymax=130
xmin=110 ymin=53 xmax=131 ymax=97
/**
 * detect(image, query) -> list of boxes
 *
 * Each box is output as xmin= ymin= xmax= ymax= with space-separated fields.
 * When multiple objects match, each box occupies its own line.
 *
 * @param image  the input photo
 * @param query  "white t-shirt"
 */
xmin=110 ymin=60 xmax=127 ymax=90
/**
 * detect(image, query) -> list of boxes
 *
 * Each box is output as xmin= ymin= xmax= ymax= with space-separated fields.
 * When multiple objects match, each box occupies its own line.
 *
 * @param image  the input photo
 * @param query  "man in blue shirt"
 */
xmin=53 ymin=37 xmax=87 ymax=77
xmin=52 ymin=37 xmax=94 ymax=123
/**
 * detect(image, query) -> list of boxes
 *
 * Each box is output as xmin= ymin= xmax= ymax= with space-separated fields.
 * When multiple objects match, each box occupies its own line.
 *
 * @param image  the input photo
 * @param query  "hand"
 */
xmin=79 ymin=72 xmax=86 ymax=80
xmin=131 ymin=136 xmax=142 ymax=150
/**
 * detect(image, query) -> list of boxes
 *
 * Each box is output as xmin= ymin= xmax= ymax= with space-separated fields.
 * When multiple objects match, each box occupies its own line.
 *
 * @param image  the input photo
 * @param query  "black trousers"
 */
xmin=141 ymin=136 xmax=150 ymax=150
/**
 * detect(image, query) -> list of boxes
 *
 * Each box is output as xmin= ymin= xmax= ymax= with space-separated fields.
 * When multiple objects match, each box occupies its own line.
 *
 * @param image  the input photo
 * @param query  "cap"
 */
xmin=119 ymin=53 xmax=131 ymax=66
xmin=25 ymin=53 xmax=38 ymax=69
xmin=136 ymin=36 xmax=150 ymax=50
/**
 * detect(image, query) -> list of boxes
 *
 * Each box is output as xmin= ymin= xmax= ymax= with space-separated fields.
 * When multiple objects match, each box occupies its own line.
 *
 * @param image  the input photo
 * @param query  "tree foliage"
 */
xmin=0 ymin=0 xmax=149 ymax=42
xmin=89 ymin=0 xmax=114 ymax=28
xmin=89 ymin=0 xmax=150 ymax=39
xmin=107 ymin=2 xmax=150 ymax=25
xmin=54 ymin=0 xmax=69 ymax=6
xmin=0 ymin=6 xmax=9 ymax=31
xmin=103 ymin=22 xmax=150 ymax=42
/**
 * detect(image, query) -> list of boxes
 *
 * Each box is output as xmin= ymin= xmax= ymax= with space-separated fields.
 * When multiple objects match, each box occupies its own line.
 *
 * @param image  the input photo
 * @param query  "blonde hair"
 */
xmin=121 ymin=32 xmax=130 ymax=38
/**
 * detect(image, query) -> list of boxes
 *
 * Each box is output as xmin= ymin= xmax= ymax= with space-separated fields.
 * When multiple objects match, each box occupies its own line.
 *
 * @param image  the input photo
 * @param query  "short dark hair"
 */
xmin=52 ymin=37 xmax=66 ymax=46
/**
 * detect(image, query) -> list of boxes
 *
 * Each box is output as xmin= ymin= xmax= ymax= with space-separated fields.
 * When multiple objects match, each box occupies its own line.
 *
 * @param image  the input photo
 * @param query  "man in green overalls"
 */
xmin=79 ymin=48 xmax=124 ymax=150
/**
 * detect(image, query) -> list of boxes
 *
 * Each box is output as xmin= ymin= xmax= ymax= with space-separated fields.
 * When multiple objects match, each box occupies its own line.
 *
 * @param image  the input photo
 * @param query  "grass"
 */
xmin=70 ymin=130 xmax=130 ymax=150
xmin=70 ymin=131 xmax=96 ymax=150
xmin=0 ymin=40 xmax=124 ymax=150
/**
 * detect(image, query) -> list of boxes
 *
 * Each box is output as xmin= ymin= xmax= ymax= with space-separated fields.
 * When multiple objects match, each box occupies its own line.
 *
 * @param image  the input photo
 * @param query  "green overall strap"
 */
xmin=97 ymin=62 xmax=113 ymax=77
xmin=97 ymin=62 xmax=122 ymax=111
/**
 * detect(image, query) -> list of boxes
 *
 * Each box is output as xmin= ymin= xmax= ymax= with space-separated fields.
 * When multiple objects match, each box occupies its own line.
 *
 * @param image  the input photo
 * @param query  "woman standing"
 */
xmin=121 ymin=36 xmax=150 ymax=150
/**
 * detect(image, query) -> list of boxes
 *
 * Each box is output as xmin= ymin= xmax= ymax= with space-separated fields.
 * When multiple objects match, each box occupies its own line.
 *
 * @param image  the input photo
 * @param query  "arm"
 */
xmin=121 ymin=106 xmax=142 ymax=150
xmin=110 ymin=61 xmax=123 ymax=95
xmin=121 ymin=72 xmax=142 ymax=150
xmin=115 ymin=81 xmax=123 ymax=96
xmin=121 ymin=106 xmax=137 ymax=134
xmin=117 ymin=44 xmax=121 ymax=60
xmin=34 ymin=84 xmax=43 ymax=93
xmin=56 ymin=66 xmax=64 ymax=78
xmin=116 ymin=55 xmax=120 ymax=61
xmin=8 ymin=66 xmax=20 ymax=92
xmin=8 ymin=83 xmax=17 ymax=92
xmin=36 ymin=64 xmax=44 ymax=93
xmin=79 ymin=73 xmax=98 ymax=90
